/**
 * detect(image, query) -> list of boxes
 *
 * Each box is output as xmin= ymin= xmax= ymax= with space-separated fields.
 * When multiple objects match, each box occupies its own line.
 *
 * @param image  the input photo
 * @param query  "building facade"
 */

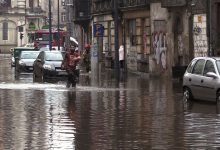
xmin=1 ymin=0 xmax=220 ymax=78
xmin=156 ymin=0 xmax=220 ymax=77
xmin=0 ymin=0 xmax=48 ymax=53
xmin=85 ymin=0 xmax=220 ymax=77
xmin=90 ymin=0 xmax=151 ymax=75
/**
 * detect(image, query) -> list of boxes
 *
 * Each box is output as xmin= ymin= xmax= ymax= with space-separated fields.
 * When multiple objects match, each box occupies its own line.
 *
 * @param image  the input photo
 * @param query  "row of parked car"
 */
xmin=11 ymin=46 xmax=67 ymax=81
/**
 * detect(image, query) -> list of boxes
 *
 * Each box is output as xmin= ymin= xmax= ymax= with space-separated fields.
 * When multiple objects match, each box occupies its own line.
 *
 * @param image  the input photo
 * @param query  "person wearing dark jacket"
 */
xmin=61 ymin=46 xmax=81 ymax=88
xmin=82 ymin=44 xmax=91 ymax=73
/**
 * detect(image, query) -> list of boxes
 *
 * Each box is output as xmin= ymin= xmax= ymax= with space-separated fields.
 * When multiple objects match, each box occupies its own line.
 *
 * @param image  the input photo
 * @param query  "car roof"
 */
xmin=14 ymin=47 xmax=36 ymax=50
xmin=39 ymin=47 xmax=50 ymax=50
xmin=211 ymin=57 xmax=220 ymax=61
xmin=21 ymin=50 xmax=40 ymax=53
xmin=20 ymin=51 xmax=40 ymax=56
xmin=42 ymin=50 xmax=63 ymax=54
xmin=193 ymin=57 xmax=220 ymax=61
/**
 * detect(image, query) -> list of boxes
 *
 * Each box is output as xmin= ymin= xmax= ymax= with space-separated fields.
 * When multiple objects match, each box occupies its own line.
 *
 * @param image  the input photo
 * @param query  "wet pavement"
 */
xmin=1 ymin=56 xmax=220 ymax=149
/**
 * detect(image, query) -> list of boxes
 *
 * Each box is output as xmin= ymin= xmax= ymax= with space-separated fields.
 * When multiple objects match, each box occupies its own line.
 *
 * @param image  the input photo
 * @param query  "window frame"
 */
xmin=2 ymin=22 xmax=8 ymax=41
xmin=61 ymin=12 xmax=66 ymax=22
xmin=203 ymin=60 xmax=216 ymax=75
xmin=127 ymin=19 xmax=136 ymax=46
xmin=191 ymin=59 xmax=206 ymax=75
xmin=186 ymin=59 xmax=197 ymax=73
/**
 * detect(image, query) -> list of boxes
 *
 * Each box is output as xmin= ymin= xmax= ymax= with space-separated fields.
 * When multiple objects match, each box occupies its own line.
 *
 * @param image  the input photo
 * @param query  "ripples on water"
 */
xmin=2 ymin=58 xmax=220 ymax=149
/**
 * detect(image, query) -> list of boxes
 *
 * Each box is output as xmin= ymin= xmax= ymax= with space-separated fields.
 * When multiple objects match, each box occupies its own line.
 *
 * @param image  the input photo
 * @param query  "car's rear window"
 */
xmin=186 ymin=59 xmax=197 ymax=73
xmin=45 ymin=52 xmax=63 ymax=61
xmin=20 ymin=52 xmax=39 ymax=59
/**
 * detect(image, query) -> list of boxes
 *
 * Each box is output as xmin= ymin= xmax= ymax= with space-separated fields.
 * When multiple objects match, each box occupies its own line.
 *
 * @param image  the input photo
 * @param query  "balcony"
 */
xmin=92 ymin=0 xmax=112 ymax=14
xmin=119 ymin=0 xmax=150 ymax=8
xmin=26 ymin=7 xmax=46 ymax=19
xmin=0 ymin=1 xmax=11 ymax=8
xmin=92 ymin=0 xmax=150 ymax=14
xmin=161 ymin=0 xmax=187 ymax=7
xmin=73 ymin=0 xmax=90 ymax=24
xmin=0 ymin=0 xmax=11 ymax=13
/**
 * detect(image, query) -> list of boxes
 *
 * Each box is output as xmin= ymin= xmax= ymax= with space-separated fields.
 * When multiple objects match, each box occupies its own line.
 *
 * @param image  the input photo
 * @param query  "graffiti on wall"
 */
xmin=152 ymin=31 xmax=167 ymax=70
xmin=193 ymin=14 xmax=208 ymax=57
xmin=127 ymin=46 xmax=137 ymax=71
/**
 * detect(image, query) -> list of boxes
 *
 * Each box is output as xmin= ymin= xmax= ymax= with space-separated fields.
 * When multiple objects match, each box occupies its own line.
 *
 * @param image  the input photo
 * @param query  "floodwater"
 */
xmin=1 ymin=56 xmax=220 ymax=150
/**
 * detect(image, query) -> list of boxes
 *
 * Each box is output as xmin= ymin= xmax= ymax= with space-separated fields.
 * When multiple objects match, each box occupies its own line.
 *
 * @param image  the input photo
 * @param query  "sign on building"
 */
xmin=93 ymin=23 xmax=104 ymax=37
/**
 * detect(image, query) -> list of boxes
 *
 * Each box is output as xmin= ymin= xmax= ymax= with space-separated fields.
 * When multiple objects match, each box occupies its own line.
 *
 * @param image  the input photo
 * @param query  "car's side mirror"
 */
xmin=206 ymin=72 xmax=218 ymax=79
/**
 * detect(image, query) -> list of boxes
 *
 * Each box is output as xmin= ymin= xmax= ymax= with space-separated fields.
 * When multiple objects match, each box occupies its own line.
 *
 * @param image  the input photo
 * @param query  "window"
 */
xmin=204 ymin=60 xmax=216 ymax=75
xmin=186 ymin=59 xmax=197 ymax=73
xmin=216 ymin=60 xmax=220 ymax=74
xmin=29 ymin=0 xmax=33 ymax=8
xmin=192 ymin=59 xmax=205 ymax=75
xmin=128 ymin=19 xmax=136 ymax=46
xmin=2 ymin=22 xmax=8 ymax=40
xmin=61 ymin=12 xmax=66 ymax=22
xmin=45 ymin=52 xmax=63 ymax=61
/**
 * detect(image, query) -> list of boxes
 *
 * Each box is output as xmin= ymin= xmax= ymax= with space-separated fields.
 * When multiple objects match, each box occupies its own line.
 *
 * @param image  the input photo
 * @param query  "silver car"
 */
xmin=183 ymin=57 xmax=220 ymax=102
xmin=17 ymin=51 xmax=40 ymax=73
xmin=33 ymin=51 xmax=67 ymax=81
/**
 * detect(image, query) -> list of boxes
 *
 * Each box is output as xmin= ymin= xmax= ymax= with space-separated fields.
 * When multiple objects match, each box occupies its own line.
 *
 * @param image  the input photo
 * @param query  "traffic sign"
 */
xmin=93 ymin=24 xmax=104 ymax=37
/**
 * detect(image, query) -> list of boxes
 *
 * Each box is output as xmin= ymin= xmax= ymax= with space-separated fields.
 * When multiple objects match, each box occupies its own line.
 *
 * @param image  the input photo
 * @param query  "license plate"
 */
xmin=58 ymin=71 xmax=67 ymax=75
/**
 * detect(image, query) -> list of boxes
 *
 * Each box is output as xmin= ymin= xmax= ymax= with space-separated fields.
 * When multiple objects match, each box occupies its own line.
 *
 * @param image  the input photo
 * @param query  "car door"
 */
xmin=190 ymin=59 xmax=206 ymax=100
xmin=200 ymin=60 xmax=217 ymax=101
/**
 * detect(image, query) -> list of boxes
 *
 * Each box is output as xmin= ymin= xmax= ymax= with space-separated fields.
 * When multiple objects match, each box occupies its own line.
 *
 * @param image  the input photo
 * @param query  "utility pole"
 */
xmin=58 ymin=0 xmax=60 ymax=50
xmin=49 ymin=0 xmax=52 ymax=50
xmin=209 ymin=0 xmax=213 ymax=56
xmin=207 ymin=0 xmax=213 ymax=56
xmin=65 ymin=0 xmax=72 ymax=50
xmin=114 ymin=0 xmax=120 ymax=81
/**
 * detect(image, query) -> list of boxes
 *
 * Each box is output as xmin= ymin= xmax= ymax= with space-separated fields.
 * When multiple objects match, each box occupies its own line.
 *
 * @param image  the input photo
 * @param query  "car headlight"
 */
xmin=43 ymin=64 xmax=54 ymax=70
xmin=19 ymin=60 xmax=26 ymax=66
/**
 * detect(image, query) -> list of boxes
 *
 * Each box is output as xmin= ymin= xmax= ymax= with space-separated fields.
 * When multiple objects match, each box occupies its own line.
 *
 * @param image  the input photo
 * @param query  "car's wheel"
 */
xmin=183 ymin=87 xmax=193 ymax=101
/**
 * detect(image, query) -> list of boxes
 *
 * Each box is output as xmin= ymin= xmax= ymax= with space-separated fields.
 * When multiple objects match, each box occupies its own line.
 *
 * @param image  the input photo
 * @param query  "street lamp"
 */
xmin=207 ymin=0 xmax=213 ymax=56
xmin=114 ymin=0 xmax=120 ymax=81
xmin=65 ymin=0 xmax=73 ymax=50
xmin=49 ymin=0 xmax=52 ymax=50
xmin=58 ymin=0 xmax=60 ymax=50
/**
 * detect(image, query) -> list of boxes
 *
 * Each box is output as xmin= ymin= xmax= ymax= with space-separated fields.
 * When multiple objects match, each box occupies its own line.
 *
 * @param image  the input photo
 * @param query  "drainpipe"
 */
xmin=207 ymin=0 xmax=212 ymax=56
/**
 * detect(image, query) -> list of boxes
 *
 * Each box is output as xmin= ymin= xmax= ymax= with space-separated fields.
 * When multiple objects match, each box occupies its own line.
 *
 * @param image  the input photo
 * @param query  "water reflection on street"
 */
xmin=1 ymin=57 xmax=220 ymax=149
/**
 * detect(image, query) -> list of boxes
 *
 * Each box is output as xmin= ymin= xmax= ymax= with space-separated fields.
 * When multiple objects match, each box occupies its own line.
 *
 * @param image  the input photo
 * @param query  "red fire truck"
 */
xmin=28 ymin=28 xmax=66 ymax=48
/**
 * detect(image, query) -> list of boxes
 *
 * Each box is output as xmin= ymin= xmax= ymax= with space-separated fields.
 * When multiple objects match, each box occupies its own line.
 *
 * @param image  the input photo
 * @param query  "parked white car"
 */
xmin=183 ymin=57 xmax=220 ymax=102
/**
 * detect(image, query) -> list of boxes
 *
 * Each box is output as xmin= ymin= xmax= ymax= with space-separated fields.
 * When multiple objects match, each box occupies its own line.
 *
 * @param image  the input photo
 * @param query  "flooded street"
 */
xmin=1 ymin=56 xmax=220 ymax=150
